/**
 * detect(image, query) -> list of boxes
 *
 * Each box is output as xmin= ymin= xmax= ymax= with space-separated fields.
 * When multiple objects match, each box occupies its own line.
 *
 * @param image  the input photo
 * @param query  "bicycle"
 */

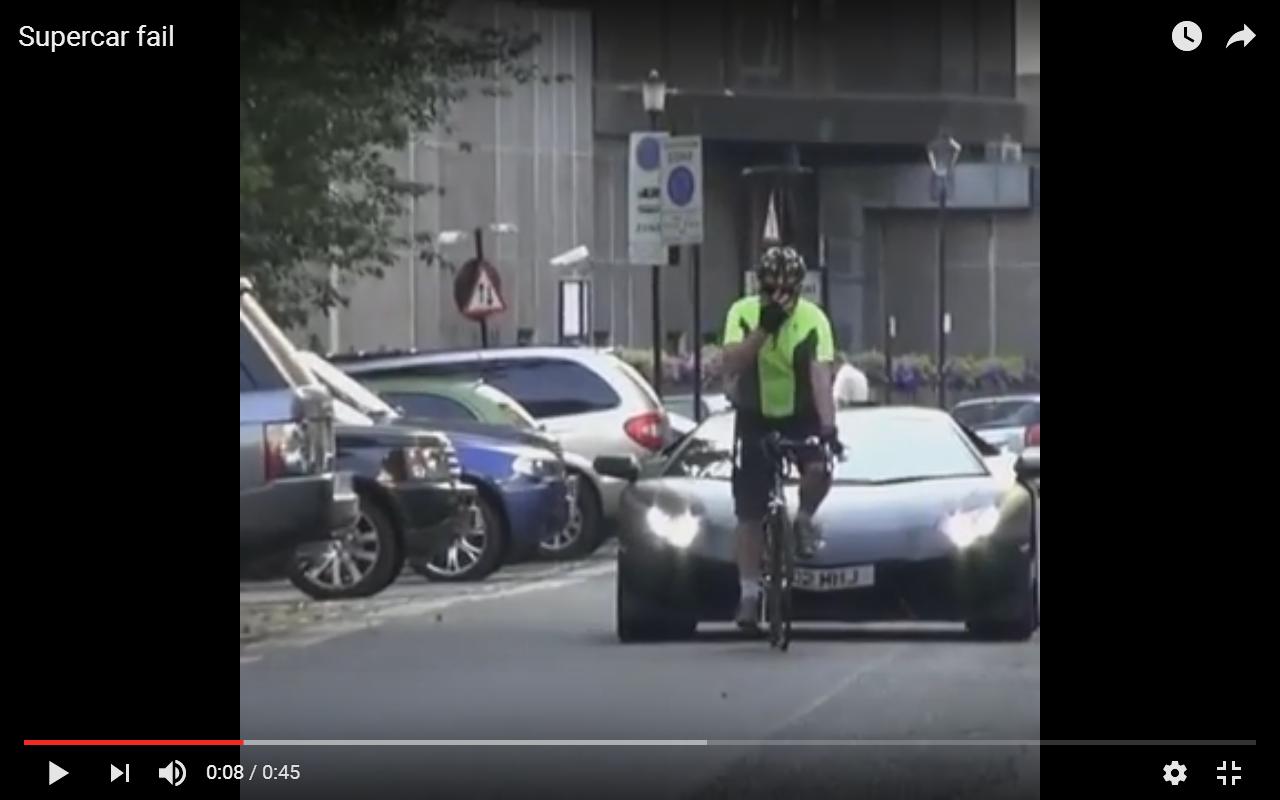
xmin=758 ymin=433 xmax=839 ymax=651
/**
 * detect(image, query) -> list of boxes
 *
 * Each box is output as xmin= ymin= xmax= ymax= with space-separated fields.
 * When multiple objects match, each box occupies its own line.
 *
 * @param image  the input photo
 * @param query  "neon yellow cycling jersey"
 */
xmin=722 ymin=296 xmax=834 ymax=420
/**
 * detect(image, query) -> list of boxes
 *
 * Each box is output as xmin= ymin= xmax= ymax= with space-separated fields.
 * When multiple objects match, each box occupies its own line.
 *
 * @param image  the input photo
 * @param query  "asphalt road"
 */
xmin=239 ymin=545 xmax=1040 ymax=799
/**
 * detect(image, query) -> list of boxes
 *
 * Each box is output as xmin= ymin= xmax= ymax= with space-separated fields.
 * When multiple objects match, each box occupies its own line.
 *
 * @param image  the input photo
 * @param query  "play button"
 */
xmin=48 ymin=761 xmax=68 ymax=785
xmin=110 ymin=764 xmax=124 ymax=782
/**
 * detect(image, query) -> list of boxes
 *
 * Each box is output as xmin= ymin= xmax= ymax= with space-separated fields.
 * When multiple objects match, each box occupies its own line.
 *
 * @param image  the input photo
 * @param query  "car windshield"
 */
xmin=953 ymin=399 xmax=1038 ymax=429
xmin=300 ymin=352 xmax=399 ymax=421
xmin=472 ymin=383 xmax=537 ymax=430
xmin=666 ymin=411 xmax=988 ymax=484
xmin=332 ymin=397 xmax=374 ymax=426
xmin=240 ymin=294 xmax=315 ymax=388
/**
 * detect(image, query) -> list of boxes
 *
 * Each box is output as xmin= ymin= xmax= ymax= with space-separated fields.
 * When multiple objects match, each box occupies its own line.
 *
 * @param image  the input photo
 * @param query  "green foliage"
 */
xmin=240 ymin=0 xmax=557 ymax=328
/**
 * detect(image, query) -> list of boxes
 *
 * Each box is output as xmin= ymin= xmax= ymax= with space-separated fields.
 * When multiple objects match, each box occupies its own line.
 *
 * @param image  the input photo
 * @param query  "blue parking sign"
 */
xmin=660 ymin=136 xmax=703 ymax=245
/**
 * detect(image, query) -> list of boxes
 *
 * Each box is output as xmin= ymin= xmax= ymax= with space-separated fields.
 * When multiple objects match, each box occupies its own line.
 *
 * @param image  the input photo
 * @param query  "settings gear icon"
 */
xmin=1164 ymin=761 xmax=1188 ymax=785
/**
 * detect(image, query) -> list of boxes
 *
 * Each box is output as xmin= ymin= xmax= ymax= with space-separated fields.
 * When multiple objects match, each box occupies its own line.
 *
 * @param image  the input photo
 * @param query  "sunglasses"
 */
xmin=759 ymin=284 xmax=794 ymax=296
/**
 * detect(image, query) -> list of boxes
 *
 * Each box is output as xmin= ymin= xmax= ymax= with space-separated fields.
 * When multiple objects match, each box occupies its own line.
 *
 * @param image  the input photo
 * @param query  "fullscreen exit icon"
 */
xmin=1217 ymin=761 xmax=1242 ymax=786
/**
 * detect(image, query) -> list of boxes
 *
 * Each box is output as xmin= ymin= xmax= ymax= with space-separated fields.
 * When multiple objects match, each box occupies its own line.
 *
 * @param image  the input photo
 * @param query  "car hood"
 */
xmin=625 ymin=475 xmax=1006 ymax=566
xmin=390 ymin=416 xmax=561 ymax=454
xmin=335 ymin=423 xmax=451 ymax=452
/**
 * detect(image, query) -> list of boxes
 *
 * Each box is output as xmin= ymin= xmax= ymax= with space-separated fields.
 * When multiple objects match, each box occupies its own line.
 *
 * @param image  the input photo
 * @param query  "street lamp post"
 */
xmin=642 ymin=69 xmax=667 ymax=398
xmin=926 ymin=130 xmax=962 ymax=409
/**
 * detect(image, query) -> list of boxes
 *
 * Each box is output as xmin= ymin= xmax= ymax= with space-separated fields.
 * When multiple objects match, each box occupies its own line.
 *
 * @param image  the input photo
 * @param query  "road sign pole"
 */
xmin=819 ymin=234 xmax=831 ymax=311
xmin=886 ymin=314 xmax=896 ymax=405
xmin=474 ymin=227 xmax=488 ymax=349
xmin=692 ymin=243 xmax=702 ymax=423
xmin=648 ymin=112 xmax=663 ymax=399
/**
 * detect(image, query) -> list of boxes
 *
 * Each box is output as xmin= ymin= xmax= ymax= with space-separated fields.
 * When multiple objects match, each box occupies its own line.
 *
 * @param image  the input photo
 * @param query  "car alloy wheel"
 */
xmin=539 ymin=474 xmax=583 ymax=554
xmin=289 ymin=495 xmax=403 ymax=600
xmin=537 ymin=471 xmax=603 ymax=560
xmin=306 ymin=514 xmax=380 ymax=589
xmin=426 ymin=500 xmax=490 ymax=578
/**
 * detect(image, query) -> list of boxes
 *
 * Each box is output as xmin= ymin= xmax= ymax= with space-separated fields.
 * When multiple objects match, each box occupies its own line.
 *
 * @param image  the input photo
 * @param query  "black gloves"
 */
xmin=759 ymin=301 xmax=787 ymax=334
xmin=820 ymin=427 xmax=845 ymax=458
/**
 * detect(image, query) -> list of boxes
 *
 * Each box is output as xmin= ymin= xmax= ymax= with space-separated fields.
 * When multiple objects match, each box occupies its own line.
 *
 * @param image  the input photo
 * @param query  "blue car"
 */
xmin=301 ymin=352 xmax=569 ymax=582
xmin=409 ymin=427 xmax=569 ymax=582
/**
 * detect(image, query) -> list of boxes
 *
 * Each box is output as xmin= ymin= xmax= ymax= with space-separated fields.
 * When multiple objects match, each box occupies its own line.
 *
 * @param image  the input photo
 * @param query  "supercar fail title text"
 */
xmin=17 ymin=25 xmax=175 ymax=53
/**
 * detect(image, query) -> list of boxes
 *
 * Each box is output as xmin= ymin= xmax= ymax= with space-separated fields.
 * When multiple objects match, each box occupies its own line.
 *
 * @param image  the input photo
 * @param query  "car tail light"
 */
xmin=265 ymin=422 xmax=319 ymax=480
xmin=1025 ymin=423 xmax=1040 ymax=447
xmin=624 ymin=411 xmax=665 ymax=452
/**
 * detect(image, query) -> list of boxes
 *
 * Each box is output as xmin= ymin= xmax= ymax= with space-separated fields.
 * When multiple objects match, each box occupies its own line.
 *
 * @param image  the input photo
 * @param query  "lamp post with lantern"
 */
xmin=642 ymin=69 xmax=667 ymax=398
xmin=926 ymin=130 xmax=962 ymax=409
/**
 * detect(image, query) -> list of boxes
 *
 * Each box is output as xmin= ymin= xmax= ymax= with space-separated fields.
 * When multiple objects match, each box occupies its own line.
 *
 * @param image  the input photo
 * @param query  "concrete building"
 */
xmin=315 ymin=0 xmax=1040 ymax=362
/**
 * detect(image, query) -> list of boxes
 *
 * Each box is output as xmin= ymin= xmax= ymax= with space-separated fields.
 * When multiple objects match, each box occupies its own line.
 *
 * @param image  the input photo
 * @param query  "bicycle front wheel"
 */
xmin=765 ymin=510 xmax=794 ymax=650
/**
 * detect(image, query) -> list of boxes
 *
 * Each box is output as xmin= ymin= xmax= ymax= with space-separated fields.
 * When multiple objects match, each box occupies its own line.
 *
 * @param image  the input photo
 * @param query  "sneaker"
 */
xmin=735 ymin=593 xmax=760 ymax=631
xmin=794 ymin=514 xmax=824 ymax=559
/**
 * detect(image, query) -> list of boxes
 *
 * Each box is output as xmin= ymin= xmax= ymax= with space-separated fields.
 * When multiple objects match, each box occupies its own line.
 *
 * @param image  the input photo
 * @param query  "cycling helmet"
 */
xmin=756 ymin=245 xmax=806 ymax=292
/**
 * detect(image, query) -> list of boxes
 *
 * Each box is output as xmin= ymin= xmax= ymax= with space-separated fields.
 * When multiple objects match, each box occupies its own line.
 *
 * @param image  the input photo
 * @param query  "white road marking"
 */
xmin=240 ymin=561 xmax=617 ymax=659
xmin=773 ymin=647 xmax=907 ymax=734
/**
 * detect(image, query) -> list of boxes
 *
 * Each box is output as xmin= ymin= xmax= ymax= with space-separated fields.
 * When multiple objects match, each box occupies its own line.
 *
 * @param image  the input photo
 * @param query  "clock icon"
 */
xmin=1172 ymin=20 xmax=1202 ymax=51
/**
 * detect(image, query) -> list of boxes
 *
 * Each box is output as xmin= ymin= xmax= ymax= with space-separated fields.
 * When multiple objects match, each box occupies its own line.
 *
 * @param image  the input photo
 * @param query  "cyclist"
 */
xmin=721 ymin=244 xmax=842 ymax=630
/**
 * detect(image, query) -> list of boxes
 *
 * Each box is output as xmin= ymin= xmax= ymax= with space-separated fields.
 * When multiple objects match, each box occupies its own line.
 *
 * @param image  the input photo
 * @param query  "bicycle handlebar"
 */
xmin=763 ymin=432 xmax=846 ymax=462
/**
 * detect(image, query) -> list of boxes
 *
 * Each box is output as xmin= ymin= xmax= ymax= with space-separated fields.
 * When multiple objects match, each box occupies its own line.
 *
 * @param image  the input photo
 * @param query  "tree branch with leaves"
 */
xmin=240 ymin=0 xmax=563 ymax=328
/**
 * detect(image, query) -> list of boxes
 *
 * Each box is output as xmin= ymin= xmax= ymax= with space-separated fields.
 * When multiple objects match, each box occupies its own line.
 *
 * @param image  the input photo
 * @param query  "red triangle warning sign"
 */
xmin=464 ymin=269 xmax=506 ymax=317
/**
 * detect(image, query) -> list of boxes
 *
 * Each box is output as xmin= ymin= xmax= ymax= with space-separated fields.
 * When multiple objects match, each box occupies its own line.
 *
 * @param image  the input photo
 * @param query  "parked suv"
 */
xmin=240 ymin=278 xmax=356 ymax=567
xmin=336 ymin=347 xmax=669 ymax=526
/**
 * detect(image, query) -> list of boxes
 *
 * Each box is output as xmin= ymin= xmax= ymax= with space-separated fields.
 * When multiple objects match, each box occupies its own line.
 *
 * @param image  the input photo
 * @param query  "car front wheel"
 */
xmin=966 ymin=550 xmax=1038 ymax=641
xmin=616 ymin=557 xmax=697 ymax=642
xmin=539 ymin=471 xmax=603 ymax=560
xmin=410 ymin=491 xmax=506 ymax=582
xmin=288 ymin=490 xmax=402 ymax=600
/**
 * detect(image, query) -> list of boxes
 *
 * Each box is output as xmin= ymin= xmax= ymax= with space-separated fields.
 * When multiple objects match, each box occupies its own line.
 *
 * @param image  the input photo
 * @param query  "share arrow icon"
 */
xmin=1227 ymin=25 xmax=1255 ymax=47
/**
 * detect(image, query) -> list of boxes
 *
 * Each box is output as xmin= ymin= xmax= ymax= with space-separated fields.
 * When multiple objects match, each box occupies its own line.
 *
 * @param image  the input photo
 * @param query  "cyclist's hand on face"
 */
xmin=759 ymin=300 xmax=787 ymax=334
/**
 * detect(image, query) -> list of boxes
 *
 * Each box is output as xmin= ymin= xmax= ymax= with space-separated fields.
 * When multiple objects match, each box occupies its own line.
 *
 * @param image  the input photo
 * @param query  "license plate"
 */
xmin=793 ymin=565 xmax=875 ymax=592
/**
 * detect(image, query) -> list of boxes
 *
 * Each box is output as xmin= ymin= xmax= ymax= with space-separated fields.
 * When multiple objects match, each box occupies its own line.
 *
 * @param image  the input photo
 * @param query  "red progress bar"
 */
xmin=24 ymin=740 xmax=243 ymax=746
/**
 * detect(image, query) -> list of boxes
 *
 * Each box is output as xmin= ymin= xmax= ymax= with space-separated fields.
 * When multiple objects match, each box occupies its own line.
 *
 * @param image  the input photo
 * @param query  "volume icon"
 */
xmin=158 ymin=760 xmax=186 ymax=786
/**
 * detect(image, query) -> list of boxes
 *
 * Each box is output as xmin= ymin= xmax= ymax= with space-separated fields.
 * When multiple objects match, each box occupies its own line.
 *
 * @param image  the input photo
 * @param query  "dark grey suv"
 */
xmin=240 ymin=278 xmax=357 ymax=565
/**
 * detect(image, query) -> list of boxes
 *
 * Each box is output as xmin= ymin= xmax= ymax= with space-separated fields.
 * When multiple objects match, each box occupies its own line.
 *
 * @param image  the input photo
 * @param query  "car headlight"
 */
xmin=381 ymin=446 xmax=450 ymax=484
xmin=513 ymin=454 xmax=563 ymax=480
xmin=644 ymin=506 xmax=700 ymax=548
xmin=265 ymin=422 xmax=320 ymax=479
xmin=411 ymin=447 xmax=451 ymax=481
xmin=940 ymin=506 xmax=1002 ymax=549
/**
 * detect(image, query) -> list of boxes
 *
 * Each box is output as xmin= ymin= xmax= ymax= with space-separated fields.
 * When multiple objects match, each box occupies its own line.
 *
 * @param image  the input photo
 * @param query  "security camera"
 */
xmin=550 ymin=245 xmax=590 ymax=267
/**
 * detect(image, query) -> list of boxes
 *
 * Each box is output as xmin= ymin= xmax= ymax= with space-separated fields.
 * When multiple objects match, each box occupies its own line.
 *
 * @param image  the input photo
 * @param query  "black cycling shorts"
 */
xmin=731 ymin=412 xmax=827 ymax=522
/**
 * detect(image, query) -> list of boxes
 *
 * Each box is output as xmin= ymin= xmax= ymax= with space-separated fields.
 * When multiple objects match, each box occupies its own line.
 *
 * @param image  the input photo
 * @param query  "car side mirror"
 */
xmin=593 ymin=455 xmax=640 ymax=483
xmin=1015 ymin=447 xmax=1040 ymax=482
